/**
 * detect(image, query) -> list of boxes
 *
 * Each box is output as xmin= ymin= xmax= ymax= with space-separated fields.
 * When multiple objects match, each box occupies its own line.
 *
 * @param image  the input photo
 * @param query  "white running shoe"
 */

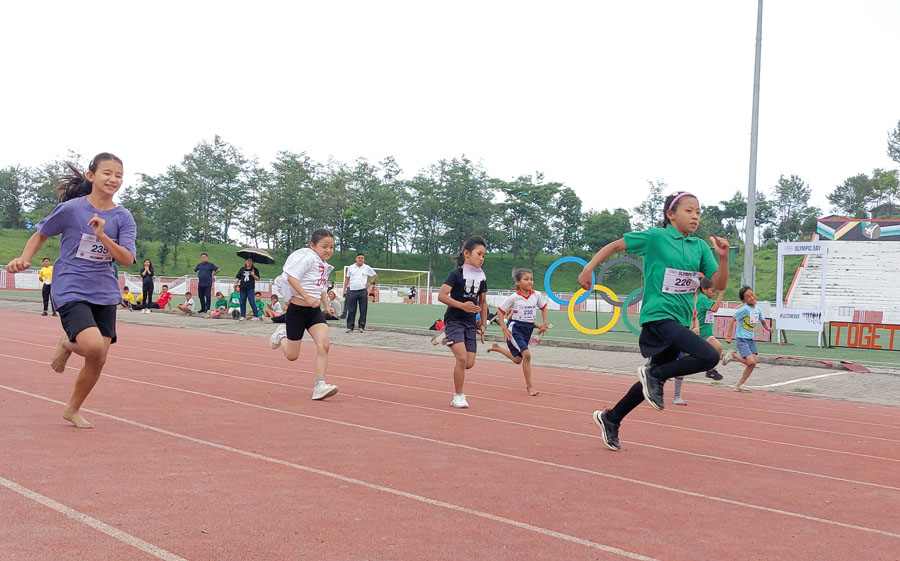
xmin=311 ymin=383 xmax=339 ymax=400
xmin=270 ymin=324 xmax=287 ymax=349
xmin=672 ymin=396 xmax=687 ymax=406
xmin=431 ymin=331 xmax=447 ymax=346
xmin=450 ymin=394 xmax=469 ymax=408
xmin=721 ymin=349 xmax=737 ymax=365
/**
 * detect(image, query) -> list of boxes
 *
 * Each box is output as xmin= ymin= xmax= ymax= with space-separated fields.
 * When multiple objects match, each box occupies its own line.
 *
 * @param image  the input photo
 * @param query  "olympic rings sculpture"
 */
xmin=544 ymin=256 xmax=644 ymax=335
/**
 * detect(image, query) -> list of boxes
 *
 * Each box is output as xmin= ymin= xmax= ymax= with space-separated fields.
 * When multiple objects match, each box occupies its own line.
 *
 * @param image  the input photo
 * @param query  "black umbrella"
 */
xmin=236 ymin=248 xmax=275 ymax=265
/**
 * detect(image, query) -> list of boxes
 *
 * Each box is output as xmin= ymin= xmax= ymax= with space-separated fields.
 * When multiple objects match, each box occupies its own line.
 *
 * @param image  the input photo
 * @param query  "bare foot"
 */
xmin=488 ymin=343 xmax=501 ymax=353
xmin=527 ymin=387 xmax=540 ymax=396
xmin=50 ymin=336 xmax=72 ymax=373
xmin=63 ymin=408 xmax=93 ymax=429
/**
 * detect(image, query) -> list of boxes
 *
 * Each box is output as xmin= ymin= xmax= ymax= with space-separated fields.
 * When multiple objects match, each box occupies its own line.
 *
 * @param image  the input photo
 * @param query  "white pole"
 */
xmin=744 ymin=0 xmax=763 ymax=289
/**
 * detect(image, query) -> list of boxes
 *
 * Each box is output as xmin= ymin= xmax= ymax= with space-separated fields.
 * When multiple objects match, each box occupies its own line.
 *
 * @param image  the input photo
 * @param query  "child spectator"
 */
xmin=725 ymin=286 xmax=773 ymax=392
xmin=227 ymin=283 xmax=241 ymax=319
xmin=211 ymin=291 xmax=228 ymax=318
xmin=254 ymin=291 xmax=267 ymax=319
xmin=261 ymin=293 xmax=283 ymax=320
xmin=133 ymin=284 xmax=173 ymax=313
xmin=488 ymin=269 xmax=548 ymax=396
xmin=121 ymin=286 xmax=135 ymax=310
xmin=177 ymin=291 xmax=195 ymax=316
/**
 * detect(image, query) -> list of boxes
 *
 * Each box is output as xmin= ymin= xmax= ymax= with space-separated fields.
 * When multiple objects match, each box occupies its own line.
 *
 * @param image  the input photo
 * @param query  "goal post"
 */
xmin=334 ymin=267 xmax=431 ymax=304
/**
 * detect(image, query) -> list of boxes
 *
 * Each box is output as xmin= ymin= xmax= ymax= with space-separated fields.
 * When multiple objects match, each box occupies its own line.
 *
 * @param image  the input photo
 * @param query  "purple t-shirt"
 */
xmin=36 ymin=196 xmax=137 ymax=307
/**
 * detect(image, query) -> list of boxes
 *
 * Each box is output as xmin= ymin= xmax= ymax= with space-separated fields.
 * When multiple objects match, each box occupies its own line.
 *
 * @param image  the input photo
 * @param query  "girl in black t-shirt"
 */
xmin=436 ymin=235 xmax=488 ymax=409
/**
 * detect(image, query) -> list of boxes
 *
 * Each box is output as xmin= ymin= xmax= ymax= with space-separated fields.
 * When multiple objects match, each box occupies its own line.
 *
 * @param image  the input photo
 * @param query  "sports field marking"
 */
xmin=0 ymin=383 xmax=659 ymax=561
xmin=0 ymin=475 xmax=190 ymax=561
xmin=13 ymin=323 xmax=900 ymax=424
xmin=3 ymin=344 xmax=898 ymax=468
xmin=3 ymin=378 xmax=898 ymax=541
xmin=4 ymin=333 xmax=897 ymax=442
xmin=750 ymin=372 xmax=848 ymax=388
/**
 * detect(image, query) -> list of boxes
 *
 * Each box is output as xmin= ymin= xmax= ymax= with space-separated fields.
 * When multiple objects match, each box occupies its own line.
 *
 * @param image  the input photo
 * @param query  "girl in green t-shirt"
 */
xmin=210 ymin=291 xmax=228 ymax=318
xmin=579 ymin=191 xmax=731 ymax=450
xmin=228 ymin=283 xmax=241 ymax=319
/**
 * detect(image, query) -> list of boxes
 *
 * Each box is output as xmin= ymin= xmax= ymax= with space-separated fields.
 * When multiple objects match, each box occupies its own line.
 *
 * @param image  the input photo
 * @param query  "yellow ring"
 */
xmin=567 ymin=285 xmax=621 ymax=334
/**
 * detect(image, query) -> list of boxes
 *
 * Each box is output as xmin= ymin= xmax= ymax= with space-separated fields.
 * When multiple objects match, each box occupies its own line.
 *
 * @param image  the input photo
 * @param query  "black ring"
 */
xmin=595 ymin=257 xmax=644 ymax=307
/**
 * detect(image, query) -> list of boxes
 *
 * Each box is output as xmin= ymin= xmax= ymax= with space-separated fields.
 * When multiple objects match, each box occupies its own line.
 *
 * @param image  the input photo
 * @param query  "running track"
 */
xmin=1 ymin=310 xmax=898 ymax=561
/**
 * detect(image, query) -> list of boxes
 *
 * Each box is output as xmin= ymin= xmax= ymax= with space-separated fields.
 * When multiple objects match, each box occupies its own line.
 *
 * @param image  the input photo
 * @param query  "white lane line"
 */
xmin=4 ymin=380 xmax=898 ymax=541
xmin=0 ymin=475 xmax=189 ymax=561
xmin=5 ymin=335 xmax=899 ymax=443
xmin=0 ymin=384 xmax=658 ymax=561
xmin=11 ymin=325 xmax=900 ymax=426
xmin=2 ymin=349 xmax=898 ymax=471
xmin=750 ymin=372 xmax=848 ymax=388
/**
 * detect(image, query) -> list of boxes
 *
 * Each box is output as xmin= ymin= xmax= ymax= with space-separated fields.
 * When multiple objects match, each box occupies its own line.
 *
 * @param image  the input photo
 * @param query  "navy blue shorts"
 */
xmin=505 ymin=321 xmax=535 ymax=358
xmin=444 ymin=320 xmax=477 ymax=353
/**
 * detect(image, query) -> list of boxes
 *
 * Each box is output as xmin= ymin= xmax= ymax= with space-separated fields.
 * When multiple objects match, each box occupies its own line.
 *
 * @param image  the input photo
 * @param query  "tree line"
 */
xmin=1 ymin=122 xmax=898 ymax=273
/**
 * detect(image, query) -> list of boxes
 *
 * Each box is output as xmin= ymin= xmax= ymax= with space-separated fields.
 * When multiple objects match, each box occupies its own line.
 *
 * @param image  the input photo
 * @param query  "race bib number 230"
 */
xmin=661 ymin=268 xmax=700 ymax=294
xmin=76 ymin=233 xmax=113 ymax=262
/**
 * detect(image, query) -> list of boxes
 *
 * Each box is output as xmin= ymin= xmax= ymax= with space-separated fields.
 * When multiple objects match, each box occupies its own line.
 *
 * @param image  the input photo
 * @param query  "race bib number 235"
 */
xmin=76 ymin=233 xmax=113 ymax=262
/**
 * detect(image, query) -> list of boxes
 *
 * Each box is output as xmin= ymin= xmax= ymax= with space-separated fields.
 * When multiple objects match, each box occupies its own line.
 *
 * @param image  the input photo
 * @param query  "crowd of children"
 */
xmin=11 ymin=161 xmax=768 ymax=438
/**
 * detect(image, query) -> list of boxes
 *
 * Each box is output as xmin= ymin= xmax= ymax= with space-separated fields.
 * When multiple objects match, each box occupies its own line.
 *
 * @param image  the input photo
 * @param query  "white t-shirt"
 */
xmin=274 ymin=248 xmax=334 ymax=303
xmin=497 ymin=290 xmax=548 ymax=323
xmin=270 ymin=300 xmax=283 ymax=314
xmin=345 ymin=263 xmax=376 ymax=290
xmin=185 ymin=297 xmax=195 ymax=311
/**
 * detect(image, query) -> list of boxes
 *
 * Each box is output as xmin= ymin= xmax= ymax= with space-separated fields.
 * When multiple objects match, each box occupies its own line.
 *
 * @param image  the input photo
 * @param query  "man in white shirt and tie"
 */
xmin=342 ymin=253 xmax=377 ymax=333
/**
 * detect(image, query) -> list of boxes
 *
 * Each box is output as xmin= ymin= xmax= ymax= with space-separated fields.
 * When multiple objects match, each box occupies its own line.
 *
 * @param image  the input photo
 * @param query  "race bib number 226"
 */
xmin=662 ymin=268 xmax=700 ymax=294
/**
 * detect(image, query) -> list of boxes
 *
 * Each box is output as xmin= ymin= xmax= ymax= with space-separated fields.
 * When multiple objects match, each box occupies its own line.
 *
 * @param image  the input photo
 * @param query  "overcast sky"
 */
xmin=2 ymin=1 xmax=898 ymax=217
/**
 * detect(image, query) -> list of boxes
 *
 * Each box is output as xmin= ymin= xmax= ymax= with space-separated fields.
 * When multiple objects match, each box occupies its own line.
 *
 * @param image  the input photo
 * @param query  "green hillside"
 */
xmin=0 ymin=228 xmax=794 ymax=300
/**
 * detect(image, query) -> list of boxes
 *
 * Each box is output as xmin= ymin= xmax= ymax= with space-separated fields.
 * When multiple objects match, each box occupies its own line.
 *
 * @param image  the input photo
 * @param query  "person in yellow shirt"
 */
xmin=38 ymin=257 xmax=56 ymax=316
xmin=121 ymin=286 xmax=136 ymax=310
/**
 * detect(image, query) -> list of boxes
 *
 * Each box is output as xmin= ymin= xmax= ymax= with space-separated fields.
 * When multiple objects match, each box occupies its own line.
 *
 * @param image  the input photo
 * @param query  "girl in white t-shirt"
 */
xmin=269 ymin=229 xmax=339 ymax=401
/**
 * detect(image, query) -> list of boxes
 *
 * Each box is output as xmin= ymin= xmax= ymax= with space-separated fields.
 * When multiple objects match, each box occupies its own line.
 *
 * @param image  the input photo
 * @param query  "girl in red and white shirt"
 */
xmin=270 ymin=229 xmax=339 ymax=401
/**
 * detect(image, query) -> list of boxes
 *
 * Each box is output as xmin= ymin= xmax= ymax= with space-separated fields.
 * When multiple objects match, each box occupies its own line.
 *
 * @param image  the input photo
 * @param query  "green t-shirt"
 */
xmin=228 ymin=291 xmax=241 ymax=308
xmin=695 ymin=293 xmax=715 ymax=338
xmin=255 ymin=299 xmax=266 ymax=314
xmin=623 ymin=226 xmax=718 ymax=327
xmin=214 ymin=297 xmax=228 ymax=309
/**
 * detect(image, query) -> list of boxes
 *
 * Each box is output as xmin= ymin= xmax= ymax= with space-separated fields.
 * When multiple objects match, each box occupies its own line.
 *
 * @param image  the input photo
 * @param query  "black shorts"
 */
xmin=57 ymin=301 xmax=118 ymax=344
xmin=286 ymin=303 xmax=327 ymax=341
xmin=444 ymin=320 xmax=477 ymax=353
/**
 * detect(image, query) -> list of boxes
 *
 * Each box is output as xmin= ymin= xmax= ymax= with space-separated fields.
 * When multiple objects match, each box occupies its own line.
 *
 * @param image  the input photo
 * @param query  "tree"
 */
xmin=631 ymin=180 xmax=667 ymax=230
xmin=720 ymin=190 xmax=774 ymax=246
xmin=888 ymin=120 xmax=900 ymax=167
xmin=405 ymin=173 xmax=445 ymax=273
xmin=0 ymin=166 xmax=28 ymax=229
xmin=550 ymin=187 xmax=582 ymax=253
xmin=496 ymin=174 xmax=558 ymax=270
xmin=581 ymin=209 xmax=631 ymax=252
xmin=256 ymin=151 xmax=318 ymax=251
xmin=770 ymin=174 xmax=820 ymax=241
xmin=828 ymin=174 xmax=875 ymax=218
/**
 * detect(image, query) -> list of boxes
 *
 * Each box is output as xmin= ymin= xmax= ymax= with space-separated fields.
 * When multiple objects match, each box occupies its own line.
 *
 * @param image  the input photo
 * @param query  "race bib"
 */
xmin=749 ymin=311 xmax=759 ymax=324
xmin=704 ymin=311 xmax=715 ymax=324
xmin=76 ymin=233 xmax=113 ymax=262
xmin=519 ymin=306 xmax=537 ymax=321
xmin=662 ymin=268 xmax=700 ymax=294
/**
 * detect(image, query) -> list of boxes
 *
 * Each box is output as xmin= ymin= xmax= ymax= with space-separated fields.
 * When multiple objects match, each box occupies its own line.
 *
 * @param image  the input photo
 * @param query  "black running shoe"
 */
xmin=638 ymin=365 xmax=665 ymax=411
xmin=705 ymin=369 xmax=723 ymax=381
xmin=593 ymin=410 xmax=621 ymax=451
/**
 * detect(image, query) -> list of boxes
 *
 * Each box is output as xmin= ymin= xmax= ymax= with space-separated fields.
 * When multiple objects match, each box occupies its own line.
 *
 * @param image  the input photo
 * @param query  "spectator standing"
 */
xmin=342 ymin=253 xmax=377 ymax=333
xmin=38 ymin=257 xmax=57 ymax=316
xmin=193 ymin=252 xmax=220 ymax=318
xmin=235 ymin=258 xmax=260 ymax=321
xmin=140 ymin=259 xmax=154 ymax=307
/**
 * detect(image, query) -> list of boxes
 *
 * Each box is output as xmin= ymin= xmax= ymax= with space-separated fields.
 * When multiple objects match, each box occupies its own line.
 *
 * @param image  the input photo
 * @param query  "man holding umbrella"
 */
xmin=193 ymin=252 xmax=220 ymax=318
xmin=235 ymin=248 xmax=274 ymax=321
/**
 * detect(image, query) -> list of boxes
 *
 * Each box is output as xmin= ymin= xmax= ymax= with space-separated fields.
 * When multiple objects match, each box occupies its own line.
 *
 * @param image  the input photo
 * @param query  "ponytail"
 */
xmin=56 ymin=152 xmax=123 ymax=203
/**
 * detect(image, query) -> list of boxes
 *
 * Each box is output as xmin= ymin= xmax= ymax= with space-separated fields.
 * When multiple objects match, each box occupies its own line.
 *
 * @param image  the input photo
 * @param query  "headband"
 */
xmin=667 ymin=192 xmax=695 ymax=212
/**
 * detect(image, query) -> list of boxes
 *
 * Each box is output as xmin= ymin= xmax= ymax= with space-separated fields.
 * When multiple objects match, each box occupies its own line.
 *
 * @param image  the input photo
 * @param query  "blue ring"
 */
xmin=544 ymin=256 xmax=595 ymax=307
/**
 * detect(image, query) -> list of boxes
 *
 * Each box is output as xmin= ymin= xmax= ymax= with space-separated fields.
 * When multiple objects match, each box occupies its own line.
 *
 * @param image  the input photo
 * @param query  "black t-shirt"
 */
xmin=141 ymin=268 xmax=154 ymax=285
xmin=442 ymin=266 xmax=487 ymax=325
xmin=236 ymin=266 xmax=259 ymax=291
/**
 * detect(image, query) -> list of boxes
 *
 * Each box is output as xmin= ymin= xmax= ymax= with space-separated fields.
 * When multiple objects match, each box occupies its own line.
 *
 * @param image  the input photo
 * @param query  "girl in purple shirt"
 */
xmin=5 ymin=153 xmax=136 ymax=429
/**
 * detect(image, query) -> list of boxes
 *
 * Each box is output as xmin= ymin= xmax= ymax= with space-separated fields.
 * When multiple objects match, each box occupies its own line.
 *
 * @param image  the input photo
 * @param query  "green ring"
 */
xmin=620 ymin=287 xmax=642 ymax=335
